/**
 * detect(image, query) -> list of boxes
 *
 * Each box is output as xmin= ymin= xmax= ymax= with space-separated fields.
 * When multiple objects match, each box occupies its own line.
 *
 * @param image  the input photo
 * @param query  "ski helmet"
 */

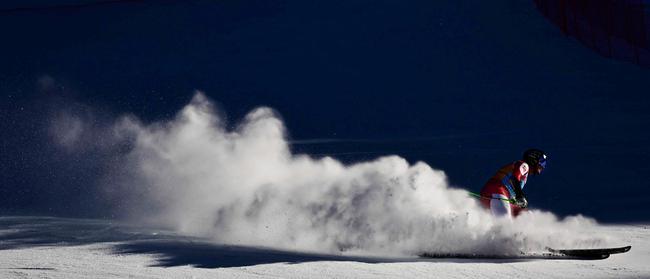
xmin=523 ymin=148 xmax=547 ymax=170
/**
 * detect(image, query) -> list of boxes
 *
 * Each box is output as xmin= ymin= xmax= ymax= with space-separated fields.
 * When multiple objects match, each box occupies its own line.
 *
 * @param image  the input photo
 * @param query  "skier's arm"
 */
xmin=512 ymin=161 xmax=529 ymax=208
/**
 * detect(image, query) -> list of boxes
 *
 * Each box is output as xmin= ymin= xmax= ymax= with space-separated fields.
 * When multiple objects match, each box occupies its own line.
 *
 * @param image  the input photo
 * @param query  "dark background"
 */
xmin=1 ymin=0 xmax=649 ymax=222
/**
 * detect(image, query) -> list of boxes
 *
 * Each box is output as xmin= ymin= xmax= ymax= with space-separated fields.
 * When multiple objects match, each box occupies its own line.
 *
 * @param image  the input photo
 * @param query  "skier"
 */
xmin=480 ymin=149 xmax=547 ymax=218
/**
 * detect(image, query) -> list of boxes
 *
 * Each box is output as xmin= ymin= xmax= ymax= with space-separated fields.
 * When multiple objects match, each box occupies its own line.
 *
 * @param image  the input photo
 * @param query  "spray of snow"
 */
xmin=53 ymin=92 xmax=613 ymax=256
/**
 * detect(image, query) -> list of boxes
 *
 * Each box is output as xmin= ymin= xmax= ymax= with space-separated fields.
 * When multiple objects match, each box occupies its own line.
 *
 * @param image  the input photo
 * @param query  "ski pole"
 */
xmin=467 ymin=191 xmax=515 ymax=204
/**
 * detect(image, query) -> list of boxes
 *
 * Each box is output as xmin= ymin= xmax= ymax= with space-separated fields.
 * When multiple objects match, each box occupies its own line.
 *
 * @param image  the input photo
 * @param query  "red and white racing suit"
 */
xmin=480 ymin=160 xmax=529 ymax=218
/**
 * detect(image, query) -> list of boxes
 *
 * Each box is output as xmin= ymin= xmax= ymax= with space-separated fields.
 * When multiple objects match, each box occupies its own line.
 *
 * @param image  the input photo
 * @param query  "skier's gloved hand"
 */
xmin=514 ymin=197 xmax=528 ymax=208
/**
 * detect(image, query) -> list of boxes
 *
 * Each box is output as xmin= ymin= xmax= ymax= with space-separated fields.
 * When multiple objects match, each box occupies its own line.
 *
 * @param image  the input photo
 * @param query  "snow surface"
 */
xmin=1 ymin=216 xmax=648 ymax=279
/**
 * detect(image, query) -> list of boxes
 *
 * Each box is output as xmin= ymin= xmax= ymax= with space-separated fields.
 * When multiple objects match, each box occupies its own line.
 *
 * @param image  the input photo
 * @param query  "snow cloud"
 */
xmin=52 ymin=92 xmax=614 ymax=256
xmin=50 ymin=111 xmax=85 ymax=149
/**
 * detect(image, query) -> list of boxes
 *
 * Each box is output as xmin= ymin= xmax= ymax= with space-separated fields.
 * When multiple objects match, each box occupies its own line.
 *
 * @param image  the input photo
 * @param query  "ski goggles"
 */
xmin=538 ymin=156 xmax=547 ymax=169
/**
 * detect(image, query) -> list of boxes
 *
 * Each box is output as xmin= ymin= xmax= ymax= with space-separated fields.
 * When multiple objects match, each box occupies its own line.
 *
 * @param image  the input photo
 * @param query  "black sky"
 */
xmin=1 ymin=0 xmax=650 ymax=222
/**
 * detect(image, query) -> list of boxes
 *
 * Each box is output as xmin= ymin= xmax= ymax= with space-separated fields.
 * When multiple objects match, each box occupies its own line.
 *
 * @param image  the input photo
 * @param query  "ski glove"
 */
xmin=514 ymin=197 xmax=528 ymax=208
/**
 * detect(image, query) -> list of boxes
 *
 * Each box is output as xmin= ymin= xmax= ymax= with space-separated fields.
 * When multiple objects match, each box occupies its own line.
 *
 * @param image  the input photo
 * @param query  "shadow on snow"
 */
xmin=0 ymin=216 xmax=530 ymax=268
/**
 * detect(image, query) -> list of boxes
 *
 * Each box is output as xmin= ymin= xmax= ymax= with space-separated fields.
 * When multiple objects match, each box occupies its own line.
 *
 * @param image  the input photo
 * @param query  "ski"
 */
xmin=419 ymin=252 xmax=609 ymax=260
xmin=546 ymin=245 xmax=631 ymax=259
xmin=419 ymin=246 xmax=630 ymax=260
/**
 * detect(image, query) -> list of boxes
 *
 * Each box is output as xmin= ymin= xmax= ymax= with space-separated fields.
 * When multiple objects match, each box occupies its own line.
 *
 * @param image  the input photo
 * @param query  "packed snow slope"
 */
xmin=1 ymin=216 xmax=649 ymax=279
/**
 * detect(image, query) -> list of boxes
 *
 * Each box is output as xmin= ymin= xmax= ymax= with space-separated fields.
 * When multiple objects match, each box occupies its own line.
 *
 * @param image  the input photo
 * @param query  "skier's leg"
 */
xmin=490 ymin=194 xmax=512 ymax=218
